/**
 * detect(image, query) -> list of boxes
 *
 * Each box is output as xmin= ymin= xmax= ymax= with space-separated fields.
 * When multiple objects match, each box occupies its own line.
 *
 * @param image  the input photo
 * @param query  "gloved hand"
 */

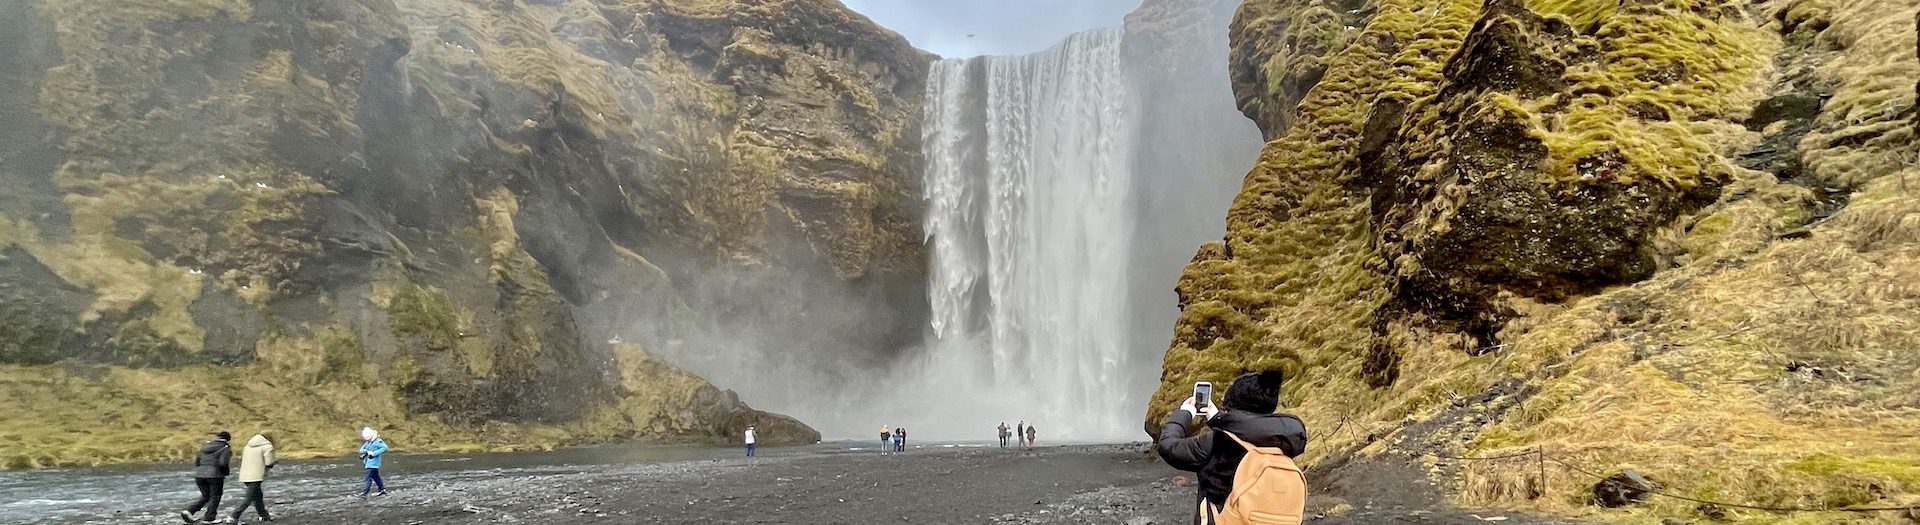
xmin=1197 ymin=404 xmax=1218 ymax=421
xmin=1179 ymin=396 xmax=1197 ymax=418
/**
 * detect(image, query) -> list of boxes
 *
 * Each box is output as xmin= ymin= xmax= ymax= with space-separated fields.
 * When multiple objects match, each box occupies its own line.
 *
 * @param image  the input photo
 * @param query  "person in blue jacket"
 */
xmin=357 ymin=427 xmax=389 ymax=497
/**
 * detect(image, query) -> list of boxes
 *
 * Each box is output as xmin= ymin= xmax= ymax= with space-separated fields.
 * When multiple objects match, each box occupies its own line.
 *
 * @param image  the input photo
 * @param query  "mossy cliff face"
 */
xmin=1226 ymin=0 xmax=1374 ymax=138
xmin=1153 ymin=0 xmax=1920 ymax=520
xmin=0 ymin=0 xmax=924 ymax=467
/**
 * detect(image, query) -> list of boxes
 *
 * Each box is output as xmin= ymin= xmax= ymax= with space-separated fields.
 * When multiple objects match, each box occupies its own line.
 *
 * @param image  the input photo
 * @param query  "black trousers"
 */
xmin=231 ymin=481 xmax=269 ymax=520
xmin=187 ymin=477 xmax=224 ymax=519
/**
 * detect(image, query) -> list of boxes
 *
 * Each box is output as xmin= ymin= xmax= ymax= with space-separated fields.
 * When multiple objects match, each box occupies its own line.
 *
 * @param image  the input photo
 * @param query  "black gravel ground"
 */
xmin=251 ymin=444 xmax=1580 ymax=524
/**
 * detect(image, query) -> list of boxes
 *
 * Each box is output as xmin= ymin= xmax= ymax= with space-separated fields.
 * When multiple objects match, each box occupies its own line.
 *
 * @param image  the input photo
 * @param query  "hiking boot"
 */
xmin=375 ymin=490 xmax=388 ymax=497
xmin=179 ymin=510 xmax=195 ymax=523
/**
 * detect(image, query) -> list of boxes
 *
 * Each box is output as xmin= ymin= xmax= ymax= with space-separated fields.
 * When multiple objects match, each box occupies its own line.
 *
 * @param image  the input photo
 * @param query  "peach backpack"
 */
xmin=1201 ymin=431 xmax=1307 ymax=525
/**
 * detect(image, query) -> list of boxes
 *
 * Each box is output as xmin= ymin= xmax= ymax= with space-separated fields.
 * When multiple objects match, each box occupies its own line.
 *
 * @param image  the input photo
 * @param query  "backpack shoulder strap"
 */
xmin=1221 ymin=431 xmax=1299 ymax=466
xmin=1220 ymin=430 xmax=1257 ymax=451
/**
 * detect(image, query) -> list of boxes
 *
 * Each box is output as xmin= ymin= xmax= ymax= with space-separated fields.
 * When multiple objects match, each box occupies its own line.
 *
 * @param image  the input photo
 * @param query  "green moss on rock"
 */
xmin=384 ymin=283 xmax=462 ymax=352
xmin=1155 ymin=0 xmax=1920 ymax=520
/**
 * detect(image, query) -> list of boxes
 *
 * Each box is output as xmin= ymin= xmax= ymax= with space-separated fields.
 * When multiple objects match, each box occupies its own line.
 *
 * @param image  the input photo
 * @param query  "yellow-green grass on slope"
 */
xmin=1149 ymin=0 xmax=1484 ymax=439
xmin=1796 ymin=0 xmax=1919 ymax=189
xmin=1443 ymin=0 xmax=1920 ymax=519
xmin=0 ymin=362 xmax=602 ymax=469
xmin=1458 ymin=178 xmax=1920 ymax=522
xmin=0 ymin=340 xmax=745 ymax=469
xmin=1519 ymin=0 xmax=1775 ymax=190
xmin=0 ymin=363 xmax=453 ymax=469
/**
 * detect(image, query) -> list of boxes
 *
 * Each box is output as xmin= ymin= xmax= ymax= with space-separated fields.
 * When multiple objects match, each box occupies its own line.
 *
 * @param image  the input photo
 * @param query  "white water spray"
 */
xmin=906 ymin=18 xmax=1260 ymax=440
xmin=920 ymin=28 xmax=1141 ymax=439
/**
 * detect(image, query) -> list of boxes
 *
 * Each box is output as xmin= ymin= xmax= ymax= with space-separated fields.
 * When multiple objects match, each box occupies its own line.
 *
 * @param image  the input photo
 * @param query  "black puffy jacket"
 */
xmin=1156 ymin=409 xmax=1307 ymax=514
xmin=192 ymin=439 xmax=232 ymax=479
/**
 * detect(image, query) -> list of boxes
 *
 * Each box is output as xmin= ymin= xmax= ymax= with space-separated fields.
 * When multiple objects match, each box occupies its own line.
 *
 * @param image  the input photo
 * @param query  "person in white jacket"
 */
xmin=744 ymin=426 xmax=757 ymax=457
xmin=229 ymin=433 xmax=275 ymax=523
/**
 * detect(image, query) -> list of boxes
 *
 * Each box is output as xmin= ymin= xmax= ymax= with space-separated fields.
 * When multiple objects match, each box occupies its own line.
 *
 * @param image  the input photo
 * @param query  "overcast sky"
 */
xmin=841 ymin=0 xmax=1142 ymax=58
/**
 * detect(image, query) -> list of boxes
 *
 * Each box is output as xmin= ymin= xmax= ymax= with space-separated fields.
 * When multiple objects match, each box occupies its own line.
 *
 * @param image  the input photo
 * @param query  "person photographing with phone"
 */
xmin=1155 ymin=370 xmax=1308 ymax=525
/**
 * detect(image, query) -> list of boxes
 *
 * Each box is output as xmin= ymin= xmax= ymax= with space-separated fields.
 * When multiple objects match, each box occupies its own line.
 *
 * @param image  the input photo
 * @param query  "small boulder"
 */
xmin=1591 ymin=469 xmax=1658 ymax=507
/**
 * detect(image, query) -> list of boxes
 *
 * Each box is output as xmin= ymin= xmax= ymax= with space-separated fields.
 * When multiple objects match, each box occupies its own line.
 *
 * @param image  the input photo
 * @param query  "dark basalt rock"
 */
xmin=1591 ymin=469 xmax=1658 ymax=508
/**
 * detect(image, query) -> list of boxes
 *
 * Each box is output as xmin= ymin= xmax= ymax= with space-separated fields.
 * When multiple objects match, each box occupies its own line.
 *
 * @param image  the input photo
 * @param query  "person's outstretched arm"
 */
xmin=1155 ymin=398 xmax=1214 ymax=472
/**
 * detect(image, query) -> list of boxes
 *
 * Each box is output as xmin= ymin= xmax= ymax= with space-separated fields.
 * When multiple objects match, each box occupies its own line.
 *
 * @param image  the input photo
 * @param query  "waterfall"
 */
xmin=922 ymin=28 xmax=1139 ymax=438
xmin=914 ymin=21 xmax=1260 ymax=440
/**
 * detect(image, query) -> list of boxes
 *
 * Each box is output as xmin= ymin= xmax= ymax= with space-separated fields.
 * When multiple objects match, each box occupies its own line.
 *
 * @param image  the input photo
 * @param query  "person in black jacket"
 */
xmin=181 ymin=431 xmax=234 ymax=523
xmin=1155 ymin=371 xmax=1307 ymax=524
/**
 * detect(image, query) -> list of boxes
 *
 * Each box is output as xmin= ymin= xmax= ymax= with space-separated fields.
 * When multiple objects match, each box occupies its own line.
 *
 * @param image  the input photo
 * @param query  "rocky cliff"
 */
xmin=1151 ymin=0 xmax=1919 ymax=520
xmin=0 ymin=0 xmax=930 ymax=467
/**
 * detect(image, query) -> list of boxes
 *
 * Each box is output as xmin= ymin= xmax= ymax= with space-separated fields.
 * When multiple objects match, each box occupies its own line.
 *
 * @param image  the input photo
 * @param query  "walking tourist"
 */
xmin=180 ymin=431 xmax=232 ymax=523
xmin=228 ymin=432 xmax=276 ymax=523
xmin=357 ymin=427 xmax=389 ymax=497
xmin=745 ymin=425 xmax=757 ymax=457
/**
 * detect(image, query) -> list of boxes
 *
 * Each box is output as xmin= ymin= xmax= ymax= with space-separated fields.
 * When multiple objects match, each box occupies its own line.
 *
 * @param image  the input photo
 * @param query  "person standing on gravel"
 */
xmin=229 ymin=432 xmax=276 ymax=523
xmin=744 ymin=426 xmax=757 ymax=457
xmin=1155 ymin=370 xmax=1307 ymax=525
xmin=998 ymin=422 xmax=1011 ymax=448
xmin=1024 ymin=425 xmax=1037 ymax=449
xmin=1016 ymin=421 xmax=1024 ymax=447
xmin=357 ymin=427 xmax=389 ymax=497
xmin=880 ymin=425 xmax=893 ymax=455
xmin=895 ymin=427 xmax=907 ymax=453
xmin=181 ymin=431 xmax=232 ymax=523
